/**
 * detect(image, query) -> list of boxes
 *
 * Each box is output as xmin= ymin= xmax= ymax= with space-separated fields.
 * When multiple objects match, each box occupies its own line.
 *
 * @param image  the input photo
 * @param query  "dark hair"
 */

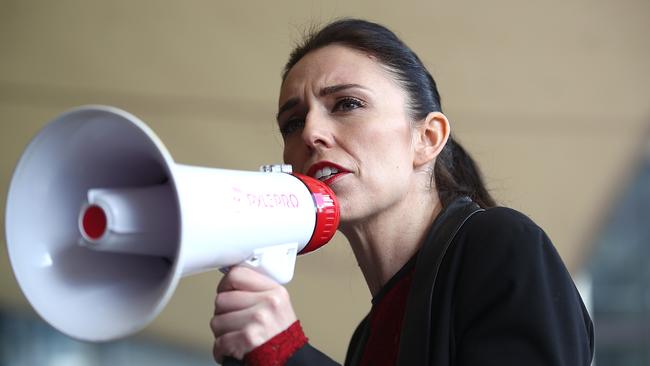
xmin=282 ymin=18 xmax=496 ymax=209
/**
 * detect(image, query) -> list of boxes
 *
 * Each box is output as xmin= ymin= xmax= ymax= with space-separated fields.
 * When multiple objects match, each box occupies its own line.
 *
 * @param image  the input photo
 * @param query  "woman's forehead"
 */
xmin=279 ymin=45 xmax=392 ymax=100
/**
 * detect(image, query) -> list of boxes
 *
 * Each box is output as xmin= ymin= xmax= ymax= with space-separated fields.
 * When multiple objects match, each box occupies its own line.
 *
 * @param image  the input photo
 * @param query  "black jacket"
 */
xmin=287 ymin=201 xmax=594 ymax=365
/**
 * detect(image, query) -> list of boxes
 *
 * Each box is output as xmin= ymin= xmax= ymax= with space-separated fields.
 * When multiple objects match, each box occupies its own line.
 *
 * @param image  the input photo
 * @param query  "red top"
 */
xmin=359 ymin=260 xmax=415 ymax=366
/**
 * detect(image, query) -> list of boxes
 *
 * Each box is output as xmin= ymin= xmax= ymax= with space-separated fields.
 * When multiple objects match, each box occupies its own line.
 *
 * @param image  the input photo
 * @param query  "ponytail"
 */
xmin=434 ymin=137 xmax=496 ymax=209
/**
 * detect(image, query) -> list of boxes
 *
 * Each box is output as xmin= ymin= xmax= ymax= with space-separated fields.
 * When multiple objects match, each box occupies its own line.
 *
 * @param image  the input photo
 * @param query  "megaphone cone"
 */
xmin=5 ymin=106 xmax=339 ymax=342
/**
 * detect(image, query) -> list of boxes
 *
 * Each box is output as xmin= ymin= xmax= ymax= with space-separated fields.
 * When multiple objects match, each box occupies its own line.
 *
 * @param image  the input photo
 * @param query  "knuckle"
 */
xmin=251 ymin=308 xmax=269 ymax=325
xmin=267 ymin=286 xmax=289 ymax=306
xmin=265 ymin=292 xmax=283 ymax=311
xmin=275 ymin=285 xmax=290 ymax=300
xmin=241 ymin=325 xmax=264 ymax=349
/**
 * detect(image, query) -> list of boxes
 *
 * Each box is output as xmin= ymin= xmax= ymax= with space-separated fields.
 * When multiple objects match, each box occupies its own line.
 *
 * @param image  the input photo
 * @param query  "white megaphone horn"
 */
xmin=4 ymin=105 xmax=339 ymax=342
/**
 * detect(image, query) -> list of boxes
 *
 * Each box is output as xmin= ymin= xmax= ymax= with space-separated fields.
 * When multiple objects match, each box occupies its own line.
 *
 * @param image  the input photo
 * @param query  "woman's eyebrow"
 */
xmin=319 ymin=83 xmax=367 ymax=97
xmin=276 ymin=84 xmax=369 ymax=121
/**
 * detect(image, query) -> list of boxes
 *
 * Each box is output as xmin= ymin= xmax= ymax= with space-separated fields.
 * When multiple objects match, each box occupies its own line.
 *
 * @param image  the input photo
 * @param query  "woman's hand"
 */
xmin=211 ymin=266 xmax=298 ymax=363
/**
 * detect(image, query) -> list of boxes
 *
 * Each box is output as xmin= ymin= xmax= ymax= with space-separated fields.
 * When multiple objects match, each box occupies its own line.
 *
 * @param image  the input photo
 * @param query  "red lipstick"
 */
xmin=306 ymin=161 xmax=350 ymax=186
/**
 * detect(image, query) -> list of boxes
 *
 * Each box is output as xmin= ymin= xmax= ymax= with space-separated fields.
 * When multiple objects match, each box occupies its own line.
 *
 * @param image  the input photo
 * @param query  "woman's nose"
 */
xmin=301 ymin=111 xmax=333 ymax=151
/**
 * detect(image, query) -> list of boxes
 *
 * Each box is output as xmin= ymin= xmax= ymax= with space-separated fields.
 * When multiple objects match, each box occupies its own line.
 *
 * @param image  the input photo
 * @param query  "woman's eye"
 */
xmin=279 ymin=118 xmax=305 ymax=137
xmin=333 ymin=97 xmax=365 ymax=112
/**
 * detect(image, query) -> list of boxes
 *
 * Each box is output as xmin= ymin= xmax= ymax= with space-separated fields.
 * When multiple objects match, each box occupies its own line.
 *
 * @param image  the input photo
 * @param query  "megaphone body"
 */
xmin=5 ymin=105 xmax=339 ymax=342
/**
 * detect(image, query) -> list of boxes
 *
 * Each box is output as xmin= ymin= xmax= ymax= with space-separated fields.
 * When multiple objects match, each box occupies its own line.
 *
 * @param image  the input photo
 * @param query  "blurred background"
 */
xmin=1 ymin=0 xmax=649 ymax=364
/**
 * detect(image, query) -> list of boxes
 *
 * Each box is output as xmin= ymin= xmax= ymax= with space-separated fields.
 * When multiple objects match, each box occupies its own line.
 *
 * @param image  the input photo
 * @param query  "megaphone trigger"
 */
xmin=219 ymin=243 xmax=298 ymax=284
xmin=241 ymin=242 xmax=299 ymax=284
xmin=218 ymin=242 xmax=299 ymax=284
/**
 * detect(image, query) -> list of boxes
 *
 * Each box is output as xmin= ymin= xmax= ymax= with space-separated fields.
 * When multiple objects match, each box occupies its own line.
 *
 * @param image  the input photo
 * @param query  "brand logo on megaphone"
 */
xmin=232 ymin=186 xmax=302 ymax=209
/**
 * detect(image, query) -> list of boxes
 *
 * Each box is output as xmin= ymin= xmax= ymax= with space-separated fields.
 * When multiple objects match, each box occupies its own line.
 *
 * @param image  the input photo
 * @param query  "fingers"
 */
xmin=214 ymin=290 xmax=262 ymax=315
xmin=217 ymin=266 xmax=279 ymax=293
xmin=211 ymin=312 xmax=268 ymax=362
xmin=210 ymin=267 xmax=298 ymax=363
xmin=212 ymin=336 xmax=226 ymax=363
xmin=212 ymin=289 xmax=293 ymax=336
xmin=213 ymin=332 xmax=252 ymax=363
xmin=214 ymin=266 xmax=290 ymax=315
xmin=211 ymin=306 xmax=262 ymax=338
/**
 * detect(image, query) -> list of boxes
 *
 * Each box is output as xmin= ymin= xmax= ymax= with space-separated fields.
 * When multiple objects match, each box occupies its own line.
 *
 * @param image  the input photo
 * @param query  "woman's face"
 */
xmin=278 ymin=45 xmax=421 ymax=222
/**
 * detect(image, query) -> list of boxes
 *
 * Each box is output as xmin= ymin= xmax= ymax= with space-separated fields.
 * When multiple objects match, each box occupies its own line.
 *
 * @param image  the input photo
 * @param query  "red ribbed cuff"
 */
xmin=244 ymin=321 xmax=308 ymax=366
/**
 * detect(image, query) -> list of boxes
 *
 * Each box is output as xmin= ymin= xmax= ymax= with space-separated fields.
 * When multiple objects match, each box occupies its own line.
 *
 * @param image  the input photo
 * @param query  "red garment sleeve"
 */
xmin=244 ymin=321 xmax=308 ymax=366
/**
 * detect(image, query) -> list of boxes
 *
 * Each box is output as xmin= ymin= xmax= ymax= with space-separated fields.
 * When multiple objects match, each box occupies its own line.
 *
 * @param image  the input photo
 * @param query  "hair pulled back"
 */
xmin=282 ymin=18 xmax=496 ymax=209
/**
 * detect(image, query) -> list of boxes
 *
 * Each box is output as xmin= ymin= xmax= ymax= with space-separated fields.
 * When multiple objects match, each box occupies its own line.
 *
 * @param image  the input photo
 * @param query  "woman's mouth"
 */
xmin=307 ymin=162 xmax=350 ymax=185
xmin=314 ymin=166 xmax=339 ymax=180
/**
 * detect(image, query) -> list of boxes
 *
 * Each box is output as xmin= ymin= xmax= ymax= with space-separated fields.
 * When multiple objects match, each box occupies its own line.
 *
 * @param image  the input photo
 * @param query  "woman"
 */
xmin=210 ymin=19 xmax=594 ymax=366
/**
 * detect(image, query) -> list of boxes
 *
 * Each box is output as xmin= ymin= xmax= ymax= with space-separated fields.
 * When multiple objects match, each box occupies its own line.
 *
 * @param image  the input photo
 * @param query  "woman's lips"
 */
xmin=306 ymin=161 xmax=350 ymax=185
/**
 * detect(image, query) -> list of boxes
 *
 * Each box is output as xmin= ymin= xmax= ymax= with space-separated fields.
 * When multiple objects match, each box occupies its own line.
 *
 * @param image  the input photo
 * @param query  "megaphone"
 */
xmin=4 ymin=105 xmax=339 ymax=342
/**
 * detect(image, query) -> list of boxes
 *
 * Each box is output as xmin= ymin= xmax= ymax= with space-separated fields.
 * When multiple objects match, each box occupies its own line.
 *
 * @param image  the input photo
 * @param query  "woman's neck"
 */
xmin=340 ymin=191 xmax=443 ymax=297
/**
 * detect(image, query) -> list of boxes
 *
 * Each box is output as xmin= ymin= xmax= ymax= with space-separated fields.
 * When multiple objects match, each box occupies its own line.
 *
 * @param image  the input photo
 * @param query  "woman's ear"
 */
xmin=413 ymin=112 xmax=450 ymax=168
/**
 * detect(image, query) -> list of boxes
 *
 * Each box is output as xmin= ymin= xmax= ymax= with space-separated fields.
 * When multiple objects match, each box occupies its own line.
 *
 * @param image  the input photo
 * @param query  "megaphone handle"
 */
xmin=219 ymin=243 xmax=299 ymax=284
xmin=222 ymin=356 xmax=245 ymax=365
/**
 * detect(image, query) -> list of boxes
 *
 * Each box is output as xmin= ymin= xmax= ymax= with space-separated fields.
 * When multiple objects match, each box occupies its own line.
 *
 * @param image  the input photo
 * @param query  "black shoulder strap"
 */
xmin=397 ymin=196 xmax=483 ymax=366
